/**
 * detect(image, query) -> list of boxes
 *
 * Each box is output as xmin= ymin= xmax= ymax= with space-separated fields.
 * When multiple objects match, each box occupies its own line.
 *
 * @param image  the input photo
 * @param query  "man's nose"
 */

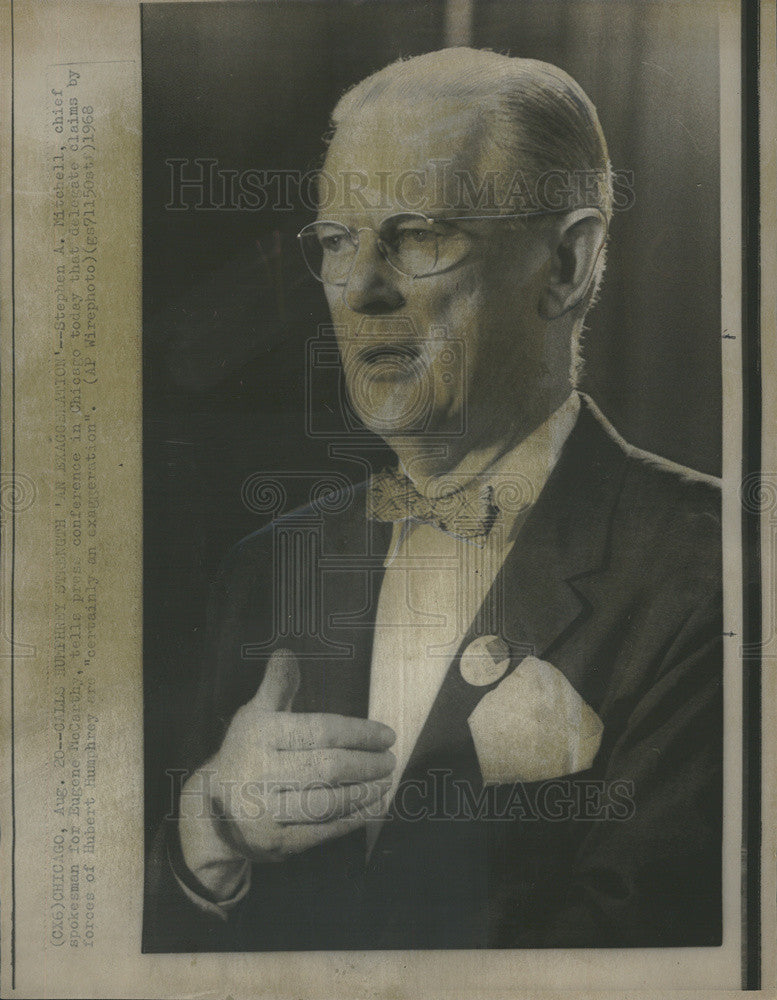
xmin=342 ymin=232 xmax=405 ymax=314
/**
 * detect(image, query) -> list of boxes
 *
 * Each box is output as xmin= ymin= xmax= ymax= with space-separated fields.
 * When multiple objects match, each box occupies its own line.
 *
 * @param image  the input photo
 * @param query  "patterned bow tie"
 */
xmin=367 ymin=467 xmax=499 ymax=543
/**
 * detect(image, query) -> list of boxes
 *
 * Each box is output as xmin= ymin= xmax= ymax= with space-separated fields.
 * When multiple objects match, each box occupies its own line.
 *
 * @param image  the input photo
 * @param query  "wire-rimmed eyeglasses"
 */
xmin=297 ymin=210 xmax=564 ymax=286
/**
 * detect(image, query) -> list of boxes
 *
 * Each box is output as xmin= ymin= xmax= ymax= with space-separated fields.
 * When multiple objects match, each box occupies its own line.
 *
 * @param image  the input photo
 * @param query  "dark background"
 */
xmin=142 ymin=0 xmax=721 ymax=837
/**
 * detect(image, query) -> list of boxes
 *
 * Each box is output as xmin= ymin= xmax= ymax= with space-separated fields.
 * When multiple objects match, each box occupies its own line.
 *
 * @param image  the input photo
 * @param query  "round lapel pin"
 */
xmin=459 ymin=634 xmax=511 ymax=687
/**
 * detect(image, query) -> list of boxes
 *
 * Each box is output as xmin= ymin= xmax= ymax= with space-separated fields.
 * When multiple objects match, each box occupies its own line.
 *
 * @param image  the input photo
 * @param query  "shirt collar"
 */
xmin=383 ymin=392 xmax=581 ymax=563
xmin=483 ymin=391 xmax=580 ymax=542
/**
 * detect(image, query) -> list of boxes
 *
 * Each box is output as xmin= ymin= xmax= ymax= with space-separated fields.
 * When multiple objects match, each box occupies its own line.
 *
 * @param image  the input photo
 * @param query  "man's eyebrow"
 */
xmin=390 ymin=215 xmax=438 ymax=226
xmin=424 ymin=213 xmax=484 ymax=227
xmin=314 ymin=215 xmax=357 ymax=228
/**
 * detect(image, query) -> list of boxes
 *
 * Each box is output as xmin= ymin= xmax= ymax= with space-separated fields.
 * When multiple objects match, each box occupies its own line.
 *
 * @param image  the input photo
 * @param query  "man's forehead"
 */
xmin=321 ymin=99 xmax=491 ymax=217
xmin=334 ymin=93 xmax=483 ymax=150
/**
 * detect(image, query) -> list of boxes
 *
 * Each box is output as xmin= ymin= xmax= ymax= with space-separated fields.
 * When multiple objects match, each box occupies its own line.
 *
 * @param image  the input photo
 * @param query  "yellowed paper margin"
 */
xmin=0 ymin=0 xmax=765 ymax=997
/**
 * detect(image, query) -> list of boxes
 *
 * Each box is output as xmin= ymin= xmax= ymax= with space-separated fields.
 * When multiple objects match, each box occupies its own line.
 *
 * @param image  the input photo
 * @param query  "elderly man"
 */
xmin=144 ymin=49 xmax=722 ymax=951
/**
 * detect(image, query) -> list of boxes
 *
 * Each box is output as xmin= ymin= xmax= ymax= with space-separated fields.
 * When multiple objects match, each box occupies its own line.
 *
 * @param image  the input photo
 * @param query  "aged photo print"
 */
xmin=142 ymin=0 xmax=725 ymax=955
xmin=1 ymin=0 xmax=772 ymax=997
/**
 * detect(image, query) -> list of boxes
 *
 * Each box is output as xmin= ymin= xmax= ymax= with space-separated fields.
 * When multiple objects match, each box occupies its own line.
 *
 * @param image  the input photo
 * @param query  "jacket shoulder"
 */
xmin=577 ymin=395 xmax=721 ymax=589
xmin=620 ymin=442 xmax=721 ymax=534
xmin=613 ymin=441 xmax=721 ymax=595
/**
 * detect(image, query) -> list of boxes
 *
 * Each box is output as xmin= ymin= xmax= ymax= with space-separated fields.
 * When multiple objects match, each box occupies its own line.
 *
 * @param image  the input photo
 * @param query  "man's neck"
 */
xmin=387 ymin=388 xmax=575 ymax=497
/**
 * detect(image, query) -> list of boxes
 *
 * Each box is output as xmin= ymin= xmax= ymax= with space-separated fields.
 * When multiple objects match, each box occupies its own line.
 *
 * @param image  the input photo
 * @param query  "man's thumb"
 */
xmin=252 ymin=648 xmax=301 ymax=712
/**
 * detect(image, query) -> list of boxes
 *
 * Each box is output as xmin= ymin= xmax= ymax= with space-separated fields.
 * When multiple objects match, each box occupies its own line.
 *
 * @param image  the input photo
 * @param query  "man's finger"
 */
xmin=251 ymin=648 xmax=300 ymax=713
xmin=273 ymin=779 xmax=391 ymax=824
xmin=275 ymin=748 xmax=396 ymax=786
xmin=280 ymin=809 xmax=374 ymax=855
xmin=271 ymin=713 xmax=396 ymax=751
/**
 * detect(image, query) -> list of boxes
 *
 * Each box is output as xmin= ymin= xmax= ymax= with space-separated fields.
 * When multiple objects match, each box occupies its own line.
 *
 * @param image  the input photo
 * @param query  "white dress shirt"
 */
xmin=366 ymin=392 xmax=580 ymax=850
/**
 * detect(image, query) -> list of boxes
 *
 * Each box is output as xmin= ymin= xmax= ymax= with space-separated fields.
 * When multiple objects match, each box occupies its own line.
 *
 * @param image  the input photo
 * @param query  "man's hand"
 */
xmin=178 ymin=648 xmax=396 ymax=899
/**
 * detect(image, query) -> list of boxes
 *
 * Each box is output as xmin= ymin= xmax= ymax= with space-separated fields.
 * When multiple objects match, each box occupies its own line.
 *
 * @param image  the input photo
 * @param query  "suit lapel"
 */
xmin=495 ymin=395 xmax=630 ymax=664
xmin=371 ymin=396 xmax=630 ymax=845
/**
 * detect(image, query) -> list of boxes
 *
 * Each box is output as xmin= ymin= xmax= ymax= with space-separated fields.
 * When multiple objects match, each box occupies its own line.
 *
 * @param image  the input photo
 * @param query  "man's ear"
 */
xmin=539 ymin=208 xmax=608 ymax=319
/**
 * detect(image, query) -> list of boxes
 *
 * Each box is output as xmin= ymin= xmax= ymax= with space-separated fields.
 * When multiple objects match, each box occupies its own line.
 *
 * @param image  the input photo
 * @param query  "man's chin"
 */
xmin=348 ymin=389 xmax=428 ymax=436
xmin=364 ymin=418 xmax=461 ymax=451
xmin=360 ymin=420 xmax=430 ymax=442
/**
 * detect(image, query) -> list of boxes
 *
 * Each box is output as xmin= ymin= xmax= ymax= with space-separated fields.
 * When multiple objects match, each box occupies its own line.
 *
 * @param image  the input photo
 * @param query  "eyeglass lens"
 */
xmin=299 ymin=214 xmax=463 ymax=284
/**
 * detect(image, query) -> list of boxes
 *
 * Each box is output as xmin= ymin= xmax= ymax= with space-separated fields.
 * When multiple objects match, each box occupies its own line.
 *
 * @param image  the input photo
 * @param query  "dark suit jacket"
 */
xmin=144 ymin=395 xmax=723 ymax=952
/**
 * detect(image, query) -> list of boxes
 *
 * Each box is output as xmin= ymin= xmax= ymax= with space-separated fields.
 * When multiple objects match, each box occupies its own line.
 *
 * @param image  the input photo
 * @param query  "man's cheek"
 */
xmin=324 ymin=287 xmax=342 ymax=318
xmin=426 ymin=278 xmax=480 ymax=330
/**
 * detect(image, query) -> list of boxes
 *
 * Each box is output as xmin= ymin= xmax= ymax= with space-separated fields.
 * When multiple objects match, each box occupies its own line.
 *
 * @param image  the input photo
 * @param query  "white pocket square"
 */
xmin=467 ymin=655 xmax=603 ymax=785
